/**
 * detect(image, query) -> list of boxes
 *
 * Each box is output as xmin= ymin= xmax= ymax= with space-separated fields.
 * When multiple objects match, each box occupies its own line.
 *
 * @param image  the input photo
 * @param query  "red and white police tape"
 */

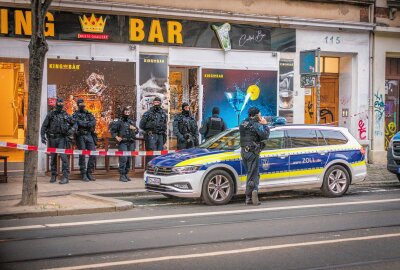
xmin=0 ymin=141 xmax=177 ymax=156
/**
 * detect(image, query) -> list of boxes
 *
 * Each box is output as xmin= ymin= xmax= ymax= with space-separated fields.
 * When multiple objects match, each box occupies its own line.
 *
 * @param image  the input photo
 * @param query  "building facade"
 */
xmin=0 ymin=0 xmax=393 ymax=172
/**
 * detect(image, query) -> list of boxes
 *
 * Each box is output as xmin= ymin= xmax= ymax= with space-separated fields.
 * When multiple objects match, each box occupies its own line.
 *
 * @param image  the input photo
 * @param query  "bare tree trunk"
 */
xmin=19 ymin=0 xmax=53 ymax=206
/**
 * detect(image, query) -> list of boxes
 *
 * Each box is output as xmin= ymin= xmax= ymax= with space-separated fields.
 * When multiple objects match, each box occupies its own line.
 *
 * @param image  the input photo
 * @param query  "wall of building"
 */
xmin=295 ymin=29 xmax=370 ymax=143
xmin=105 ymin=0 xmax=365 ymax=23
xmin=370 ymin=31 xmax=400 ymax=164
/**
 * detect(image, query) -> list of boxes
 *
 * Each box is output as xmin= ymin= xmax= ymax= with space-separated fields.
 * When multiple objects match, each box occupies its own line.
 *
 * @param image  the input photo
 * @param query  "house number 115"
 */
xmin=324 ymin=36 xmax=341 ymax=44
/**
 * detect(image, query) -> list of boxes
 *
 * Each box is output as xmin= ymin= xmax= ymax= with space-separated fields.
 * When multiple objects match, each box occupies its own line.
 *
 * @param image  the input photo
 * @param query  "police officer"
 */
xmin=110 ymin=106 xmax=138 ymax=182
xmin=140 ymin=97 xmax=167 ymax=166
xmin=173 ymin=102 xmax=199 ymax=150
xmin=72 ymin=99 xmax=97 ymax=182
xmin=40 ymin=98 xmax=74 ymax=184
xmin=199 ymin=107 xmax=227 ymax=141
xmin=240 ymin=107 xmax=270 ymax=205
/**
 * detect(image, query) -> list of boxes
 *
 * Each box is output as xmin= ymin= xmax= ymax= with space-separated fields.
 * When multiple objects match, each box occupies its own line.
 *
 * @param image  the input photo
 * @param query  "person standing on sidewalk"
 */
xmin=239 ymin=107 xmax=270 ymax=205
xmin=40 ymin=98 xmax=74 ymax=184
xmin=173 ymin=102 xmax=199 ymax=150
xmin=199 ymin=107 xmax=227 ymax=141
xmin=110 ymin=106 xmax=138 ymax=182
xmin=139 ymin=97 xmax=167 ymax=166
xmin=72 ymin=99 xmax=97 ymax=182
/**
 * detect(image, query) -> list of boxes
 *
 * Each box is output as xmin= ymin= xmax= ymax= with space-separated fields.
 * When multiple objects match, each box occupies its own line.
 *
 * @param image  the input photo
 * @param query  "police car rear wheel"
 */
xmin=202 ymin=170 xmax=234 ymax=205
xmin=321 ymin=165 xmax=350 ymax=197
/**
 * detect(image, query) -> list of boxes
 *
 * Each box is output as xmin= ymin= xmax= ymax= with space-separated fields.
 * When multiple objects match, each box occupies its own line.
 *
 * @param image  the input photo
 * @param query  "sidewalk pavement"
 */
xmin=0 ymin=164 xmax=398 ymax=219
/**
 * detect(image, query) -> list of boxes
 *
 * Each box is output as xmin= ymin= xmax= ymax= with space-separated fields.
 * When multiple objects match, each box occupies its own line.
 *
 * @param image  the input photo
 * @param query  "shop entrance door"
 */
xmin=385 ymin=58 xmax=400 ymax=150
xmin=168 ymin=66 xmax=199 ymax=149
xmin=304 ymin=76 xmax=339 ymax=125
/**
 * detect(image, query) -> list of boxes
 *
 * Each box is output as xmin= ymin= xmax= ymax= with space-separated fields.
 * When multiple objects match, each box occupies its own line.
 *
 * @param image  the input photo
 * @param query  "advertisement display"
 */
xmin=202 ymin=69 xmax=277 ymax=128
xmin=138 ymin=54 xmax=169 ymax=118
xmin=279 ymin=59 xmax=294 ymax=123
xmin=47 ymin=59 xmax=136 ymax=140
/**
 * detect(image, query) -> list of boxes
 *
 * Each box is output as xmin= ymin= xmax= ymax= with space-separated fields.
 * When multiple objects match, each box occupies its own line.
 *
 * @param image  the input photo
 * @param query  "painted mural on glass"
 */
xmin=202 ymin=69 xmax=277 ymax=128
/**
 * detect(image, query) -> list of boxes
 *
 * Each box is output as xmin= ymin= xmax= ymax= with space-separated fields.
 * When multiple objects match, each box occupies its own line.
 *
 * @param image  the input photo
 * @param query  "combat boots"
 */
xmin=50 ymin=175 xmax=57 ymax=183
xmin=81 ymin=172 xmax=90 ymax=182
xmin=119 ymin=175 xmax=128 ymax=182
xmin=59 ymin=175 xmax=69 ymax=184
xmin=124 ymin=174 xmax=132 ymax=181
xmin=87 ymin=172 xmax=96 ymax=181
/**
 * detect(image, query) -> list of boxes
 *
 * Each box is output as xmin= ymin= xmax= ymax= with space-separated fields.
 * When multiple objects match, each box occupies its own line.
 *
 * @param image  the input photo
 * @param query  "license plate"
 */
xmin=147 ymin=177 xmax=161 ymax=185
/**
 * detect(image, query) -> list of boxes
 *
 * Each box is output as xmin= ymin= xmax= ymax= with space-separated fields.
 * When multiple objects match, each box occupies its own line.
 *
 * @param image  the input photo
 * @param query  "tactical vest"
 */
xmin=239 ymin=119 xmax=261 ymax=147
xmin=207 ymin=117 xmax=223 ymax=138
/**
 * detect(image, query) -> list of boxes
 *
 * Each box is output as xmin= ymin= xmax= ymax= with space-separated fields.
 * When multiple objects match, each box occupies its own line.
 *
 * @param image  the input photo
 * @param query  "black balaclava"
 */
xmin=153 ymin=97 xmax=162 ymax=111
xmin=248 ymin=107 xmax=260 ymax=118
xmin=55 ymin=98 xmax=64 ymax=112
xmin=182 ymin=102 xmax=190 ymax=116
xmin=122 ymin=106 xmax=131 ymax=120
xmin=77 ymin=98 xmax=85 ymax=112
xmin=212 ymin=107 xmax=220 ymax=115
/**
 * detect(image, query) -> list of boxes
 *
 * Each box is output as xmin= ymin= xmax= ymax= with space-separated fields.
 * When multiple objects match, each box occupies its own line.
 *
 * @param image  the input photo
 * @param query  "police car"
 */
xmin=145 ymin=125 xmax=367 ymax=205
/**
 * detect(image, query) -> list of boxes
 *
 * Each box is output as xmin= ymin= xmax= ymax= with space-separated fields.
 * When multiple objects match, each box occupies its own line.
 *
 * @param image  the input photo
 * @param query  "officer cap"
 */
xmin=182 ymin=102 xmax=190 ymax=110
xmin=153 ymin=97 xmax=161 ymax=102
xmin=56 ymin=97 xmax=64 ymax=103
xmin=248 ymin=107 xmax=260 ymax=117
xmin=77 ymin=98 xmax=85 ymax=105
xmin=212 ymin=107 xmax=220 ymax=115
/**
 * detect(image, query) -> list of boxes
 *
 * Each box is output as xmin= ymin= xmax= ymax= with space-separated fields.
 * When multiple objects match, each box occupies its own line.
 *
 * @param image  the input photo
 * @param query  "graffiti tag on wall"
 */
xmin=374 ymin=92 xmax=385 ymax=133
xmin=358 ymin=120 xmax=367 ymax=140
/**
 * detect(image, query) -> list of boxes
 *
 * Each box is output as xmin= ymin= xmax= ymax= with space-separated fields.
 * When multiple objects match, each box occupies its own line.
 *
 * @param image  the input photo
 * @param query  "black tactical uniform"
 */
xmin=110 ymin=107 xmax=138 ymax=182
xmin=173 ymin=103 xmax=199 ymax=150
xmin=139 ymin=97 xmax=167 ymax=151
xmin=72 ymin=99 xmax=97 ymax=182
xmin=240 ymin=107 xmax=270 ymax=205
xmin=199 ymin=107 xmax=227 ymax=140
xmin=40 ymin=98 xmax=74 ymax=184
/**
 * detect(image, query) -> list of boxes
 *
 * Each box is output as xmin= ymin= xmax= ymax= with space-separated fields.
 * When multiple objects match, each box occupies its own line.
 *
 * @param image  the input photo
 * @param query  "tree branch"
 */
xmin=41 ymin=0 xmax=53 ymax=17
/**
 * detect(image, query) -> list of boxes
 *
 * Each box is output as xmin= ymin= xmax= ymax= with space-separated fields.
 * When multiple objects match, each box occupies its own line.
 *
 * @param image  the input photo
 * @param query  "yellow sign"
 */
xmin=129 ymin=18 xmax=183 ymax=44
xmin=204 ymin=73 xmax=224 ymax=79
xmin=49 ymin=63 xmax=80 ymax=70
xmin=79 ymin=14 xmax=106 ymax=33
xmin=0 ymin=8 xmax=54 ymax=36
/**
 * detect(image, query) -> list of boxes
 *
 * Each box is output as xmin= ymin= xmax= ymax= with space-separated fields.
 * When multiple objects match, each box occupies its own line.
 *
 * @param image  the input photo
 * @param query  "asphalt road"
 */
xmin=0 ymin=182 xmax=399 ymax=270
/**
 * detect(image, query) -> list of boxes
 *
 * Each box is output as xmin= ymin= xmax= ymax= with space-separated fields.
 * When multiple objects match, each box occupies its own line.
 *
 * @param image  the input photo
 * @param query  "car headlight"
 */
xmin=172 ymin=165 xmax=201 ymax=174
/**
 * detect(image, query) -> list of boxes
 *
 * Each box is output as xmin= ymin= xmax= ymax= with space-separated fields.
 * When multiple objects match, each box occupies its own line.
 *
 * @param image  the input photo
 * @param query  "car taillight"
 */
xmin=360 ymin=147 xmax=365 ymax=156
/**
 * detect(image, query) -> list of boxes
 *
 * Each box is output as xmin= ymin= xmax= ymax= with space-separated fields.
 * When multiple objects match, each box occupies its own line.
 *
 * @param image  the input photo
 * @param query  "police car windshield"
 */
xmin=199 ymin=129 xmax=240 ymax=150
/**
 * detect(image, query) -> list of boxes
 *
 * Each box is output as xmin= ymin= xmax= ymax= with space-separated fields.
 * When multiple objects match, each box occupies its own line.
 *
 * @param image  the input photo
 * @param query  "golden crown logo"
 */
xmin=79 ymin=14 xmax=107 ymax=33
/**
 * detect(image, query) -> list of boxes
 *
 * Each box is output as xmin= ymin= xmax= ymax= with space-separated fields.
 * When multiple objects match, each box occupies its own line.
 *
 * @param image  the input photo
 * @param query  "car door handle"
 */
xmin=277 ymin=154 xmax=288 ymax=159
xmin=318 ymin=151 xmax=328 ymax=155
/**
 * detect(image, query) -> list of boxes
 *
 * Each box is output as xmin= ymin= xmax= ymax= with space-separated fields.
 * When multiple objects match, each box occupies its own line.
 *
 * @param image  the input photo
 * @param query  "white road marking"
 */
xmin=43 ymin=232 xmax=400 ymax=270
xmin=0 ymin=198 xmax=400 ymax=232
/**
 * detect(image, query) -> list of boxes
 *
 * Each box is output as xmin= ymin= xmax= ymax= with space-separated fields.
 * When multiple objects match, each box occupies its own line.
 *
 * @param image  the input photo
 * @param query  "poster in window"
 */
xmin=47 ymin=59 xmax=136 ymax=141
xmin=202 ymin=69 xmax=277 ymax=128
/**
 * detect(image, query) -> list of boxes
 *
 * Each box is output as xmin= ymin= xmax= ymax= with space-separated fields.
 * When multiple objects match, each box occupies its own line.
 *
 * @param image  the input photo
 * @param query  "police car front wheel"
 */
xmin=321 ymin=165 xmax=350 ymax=197
xmin=202 ymin=170 xmax=234 ymax=205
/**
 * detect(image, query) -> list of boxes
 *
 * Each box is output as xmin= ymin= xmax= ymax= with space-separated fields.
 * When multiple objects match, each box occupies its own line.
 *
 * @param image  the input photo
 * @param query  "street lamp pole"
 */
xmin=316 ymin=47 xmax=321 ymax=125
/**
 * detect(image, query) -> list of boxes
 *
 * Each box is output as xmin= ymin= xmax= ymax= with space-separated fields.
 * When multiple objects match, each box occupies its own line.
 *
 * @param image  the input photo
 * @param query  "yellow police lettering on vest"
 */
xmin=129 ymin=18 xmax=183 ymax=44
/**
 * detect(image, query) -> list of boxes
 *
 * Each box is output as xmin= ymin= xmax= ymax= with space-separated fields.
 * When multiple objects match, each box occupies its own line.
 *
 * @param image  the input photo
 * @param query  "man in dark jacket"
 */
xmin=72 ymin=99 xmax=97 ymax=182
xmin=110 ymin=106 xmax=138 ymax=182
xmin=200 ymin=107 xmax=227 ymax=141
xmin=40 ymin=98 xmax=74 ymax=184
xmin=240 ymin=107 xmax=270 ymax=205
xmin=173 ymin=102 xmax=199 ymax=150
xmin=139 ymin=97 xmax=167 ymax=151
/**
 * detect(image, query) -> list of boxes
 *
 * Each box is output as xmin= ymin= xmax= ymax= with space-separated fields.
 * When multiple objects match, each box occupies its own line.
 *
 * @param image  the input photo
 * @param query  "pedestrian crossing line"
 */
xmin=43 ymin=232 xmax=400 ymax=270
xmin=1 ymin=198 xmax=400 ymax=232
